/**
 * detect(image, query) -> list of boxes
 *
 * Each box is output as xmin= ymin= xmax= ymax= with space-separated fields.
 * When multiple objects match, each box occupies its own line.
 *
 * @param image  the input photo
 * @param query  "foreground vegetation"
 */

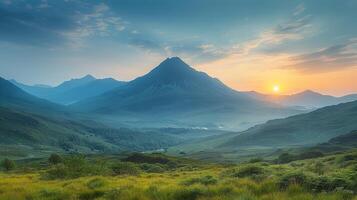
xmin=1 ymin=151 xmax=357 ymax=200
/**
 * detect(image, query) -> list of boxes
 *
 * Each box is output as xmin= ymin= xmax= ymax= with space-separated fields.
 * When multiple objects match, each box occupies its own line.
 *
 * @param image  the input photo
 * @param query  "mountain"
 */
xmin=1 ymin=76 xmax=223 ymax=159
xmin=12 ymin=75 xmax=126 ymax=105
xmin=0 ymin=76 xmax=63 ymax=113
xmin=72 ymin=57 xmax=299 ymax=130
xmin=248 ymin=90 xmax=357 ymax=109
xmin=222 ymin=100 xmax=357 ymax=148
xmin=169 ymin=100 xmax=357 ymax=162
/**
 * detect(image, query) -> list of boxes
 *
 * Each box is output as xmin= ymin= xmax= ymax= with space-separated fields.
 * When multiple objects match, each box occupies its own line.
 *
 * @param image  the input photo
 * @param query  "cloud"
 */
xmin=0 ymin=1 xmax=126 ymax=48
xmin=286 ymin=39 xmax=357 ymax=73
xmin=240 ymin=7 xmax=312 ymax=55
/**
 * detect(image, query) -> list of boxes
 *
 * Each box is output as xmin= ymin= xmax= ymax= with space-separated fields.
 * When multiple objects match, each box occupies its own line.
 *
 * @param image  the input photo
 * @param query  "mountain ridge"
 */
xmin=11 ymin=75 xmax=126 ymax=105
xmin=71 ymin=57 xmax=300 ymax=130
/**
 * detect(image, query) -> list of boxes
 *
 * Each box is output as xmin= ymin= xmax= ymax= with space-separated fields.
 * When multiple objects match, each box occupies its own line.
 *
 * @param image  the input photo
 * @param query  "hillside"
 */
xmin=0 ymin=106 xmax=191 ymax=159
xmin=0 ymin=77 xmax=64 ymax=114
xmin=169 ymin=100 xmax=357 ymax=162
xmin=1 ymin=151 xmax=357 ymax=199
xmin=223 ymin=100 xmax=357 ymax=148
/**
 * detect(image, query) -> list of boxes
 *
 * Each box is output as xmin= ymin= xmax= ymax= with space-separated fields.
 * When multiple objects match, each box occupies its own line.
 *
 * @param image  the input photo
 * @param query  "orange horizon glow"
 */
xmin=196 ymin=53 xmax=357 ymax=97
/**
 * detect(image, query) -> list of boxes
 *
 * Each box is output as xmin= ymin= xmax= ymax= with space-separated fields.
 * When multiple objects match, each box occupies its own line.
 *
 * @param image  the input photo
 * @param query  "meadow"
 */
xmin=0 ymin=151 xmax=357 ymax=200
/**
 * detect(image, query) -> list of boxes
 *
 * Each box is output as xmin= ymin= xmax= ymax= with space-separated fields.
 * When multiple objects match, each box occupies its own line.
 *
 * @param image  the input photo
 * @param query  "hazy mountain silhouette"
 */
xmin=72 ymin=57 xmax=298 ymax=130
xmin=248 ymin=90 xmax=357 ymax=109
xmin=0 ymin=76 xmax=62 ymax=112
xmin=12 ymin=75 xmax=126 ymax=105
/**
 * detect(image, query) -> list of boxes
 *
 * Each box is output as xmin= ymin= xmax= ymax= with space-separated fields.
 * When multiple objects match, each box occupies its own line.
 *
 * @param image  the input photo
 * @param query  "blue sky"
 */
xmin=0 ymin=0 xmax=356 ymax=95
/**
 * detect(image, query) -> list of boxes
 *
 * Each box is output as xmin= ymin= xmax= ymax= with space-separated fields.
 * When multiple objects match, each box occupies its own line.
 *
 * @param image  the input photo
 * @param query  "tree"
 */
xmin=1 ymin=158 xmax=15 ymax=171
xmin=48 ymin=154 xmax=62 ymax=165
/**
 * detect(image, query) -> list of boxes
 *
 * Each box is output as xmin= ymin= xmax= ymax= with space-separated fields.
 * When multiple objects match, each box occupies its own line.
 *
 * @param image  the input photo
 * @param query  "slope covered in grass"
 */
xmin=1 ymin=151 xmax=357 ymax=200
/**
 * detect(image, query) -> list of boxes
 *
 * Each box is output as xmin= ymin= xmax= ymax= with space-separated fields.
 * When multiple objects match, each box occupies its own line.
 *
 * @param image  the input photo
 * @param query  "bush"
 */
xmin=87 ymin=178 xmax=107 ymax=189
xmin=44 ymin=164 xmax=68 ymax=179
xmin=122 ymin=153 xmax=171 ymax=164
xmin=172 ymin=188 xmax=203 ymax=200
xmin=309 ymin=176 xmax=351 ymax=192
xmin=112 ymin=162 xmax=140 ymax=176
xmin=182 ymin=175 xmax=218 ymax=186
xmin=140 ymin=163 xmax=165 ymax=173
xmin=79 ymin=191 xmax=105 ymax=200
xmin=1 ymin=158 xmax=15 ymax=171
xmin=48 ymin=154 xmax=62 ymax=165
xmin=277 ymin=153 xmax=295 ymax=164
xmin=231 ymin=165 xmax=265 ymax=178
xmin=43 ymin=154 xmax=110 ymax=179
xmin=249 ymin=158 xmax=264 ymax=163
xmin=279 ymin=172 xmax=308 ymax=189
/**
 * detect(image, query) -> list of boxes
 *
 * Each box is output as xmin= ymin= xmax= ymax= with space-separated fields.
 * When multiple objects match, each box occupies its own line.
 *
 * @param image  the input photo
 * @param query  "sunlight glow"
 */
xmin=273 ymin=85 xmax=280 ymax=93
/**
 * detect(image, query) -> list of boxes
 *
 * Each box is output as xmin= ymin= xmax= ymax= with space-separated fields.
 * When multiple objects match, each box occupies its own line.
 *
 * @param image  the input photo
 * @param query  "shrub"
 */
xmin=1 ymin=158 xmax=15 ymax=171
xmin=313 ymin=161 xmax=325 ymax=175
xmin=172 ymin=188 xmax=203 ymax=200
xmin=249 ymin=158 xmax=264 ymax=163
xmin=112 ymin=162 xmax=140 ymax=176
xmin=231 ymin=165 xmax=265 ymax=178
xmin=48 ymin=154 xmax=62 ymax=165
xmin=43 ymin=154 xmax=109 ymax=179
xmin=79 ymin=191 xmax=105 ymax=200
xmin=87 ymin=178 xmax=107 ymax=189
xmin=279 ymin=172 xmax=308 ymax=189
xmin=182 ymin=175 xmax=218 ymax=186
xmin=140 ymin=163 xmax=165 ymax=173
xmin=44 ymin=164 xmax=68 ymax=179
xmin=309 ymin=176 xmax=351 ymax=192
xmin=122 ymin=153 xmax=170 ymax=164
xmin=277 ymin=153 xmax=295 ymax=164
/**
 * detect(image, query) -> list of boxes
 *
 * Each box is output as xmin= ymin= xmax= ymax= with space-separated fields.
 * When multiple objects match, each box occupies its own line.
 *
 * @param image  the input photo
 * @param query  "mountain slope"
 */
xmin=12 ymin=75 xmax=126 ymax=105
xmin=0 ymin=76 xmax=63 ymax=113
xmin=169 ymin=101 xmax=357 ymax=162
xmin=222 ymin=100 xmax=357 ymax=148
xmin=0 ymin=106 xmax=183 ymax=158
xmin=72 ymin=57 xmax=299 ymax=130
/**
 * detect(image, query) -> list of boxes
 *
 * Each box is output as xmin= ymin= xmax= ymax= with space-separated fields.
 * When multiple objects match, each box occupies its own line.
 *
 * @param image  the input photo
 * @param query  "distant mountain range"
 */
xmin=0 ymin=76 xmax=63 ymax=114
xmin=247 ymin=90 xmax=357 ymax=109
xmin=1 ymin=76 xmax=221 ymax=158
xmin=70 ymin=57 xmax=300 ymax=130
xmin=2 ymin=56 xmax=357 ymax=160
xmin=11 ymin=75 xmax=126 ymax=105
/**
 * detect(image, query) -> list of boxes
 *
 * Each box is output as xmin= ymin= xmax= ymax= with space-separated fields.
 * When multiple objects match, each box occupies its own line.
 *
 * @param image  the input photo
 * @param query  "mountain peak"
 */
xmin=149 ymin=57 xmax=195 ymax=76
xmin=297 ymin=90 xmax=321 ymax=96
xmin=81 ymin=74 xmax=96 ymax=80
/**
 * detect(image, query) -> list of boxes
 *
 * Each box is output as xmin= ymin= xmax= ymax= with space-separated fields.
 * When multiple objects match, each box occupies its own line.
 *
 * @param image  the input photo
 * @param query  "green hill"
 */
xmin=169 ymin=100 xmax=357 ymax=162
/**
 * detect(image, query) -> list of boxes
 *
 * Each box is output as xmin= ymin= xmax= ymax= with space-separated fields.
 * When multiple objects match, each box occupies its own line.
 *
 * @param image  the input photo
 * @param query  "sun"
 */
xmin=273 ymin=85 xmax=280 ymax=93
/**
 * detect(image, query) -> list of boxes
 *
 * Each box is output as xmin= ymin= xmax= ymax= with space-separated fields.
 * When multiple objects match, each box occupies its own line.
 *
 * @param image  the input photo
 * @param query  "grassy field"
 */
xmin=0 ymin=151 xmax=357 ymax=200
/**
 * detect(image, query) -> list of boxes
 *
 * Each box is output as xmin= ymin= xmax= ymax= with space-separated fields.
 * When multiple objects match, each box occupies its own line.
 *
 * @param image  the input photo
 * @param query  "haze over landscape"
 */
xmin=1 ymin=0 xmax=357 ymax=95
xmin=0 ymin=0 xmax=357 ymax=200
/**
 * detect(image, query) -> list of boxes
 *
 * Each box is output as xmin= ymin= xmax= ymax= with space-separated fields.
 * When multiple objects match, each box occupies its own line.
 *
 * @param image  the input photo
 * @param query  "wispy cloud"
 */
xmin=0 ymin=1 xmax=126 ymax=48
xmin=63 ymin=3 xmax=126 ymax=48
xmin=286 ymin=39 xmax=357 ymax=73
xmin=240 ymin=5 xmax=312 ymax=55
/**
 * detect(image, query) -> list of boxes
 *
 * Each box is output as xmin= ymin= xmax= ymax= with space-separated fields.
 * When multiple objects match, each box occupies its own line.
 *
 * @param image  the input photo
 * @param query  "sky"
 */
xmin=0 ymin=0 xmax=356 ymax=96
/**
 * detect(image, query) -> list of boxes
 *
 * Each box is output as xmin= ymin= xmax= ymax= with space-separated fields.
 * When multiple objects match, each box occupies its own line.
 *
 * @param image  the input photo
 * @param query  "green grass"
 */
xmin=0 ymin=151 xmax=357 ymax=200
